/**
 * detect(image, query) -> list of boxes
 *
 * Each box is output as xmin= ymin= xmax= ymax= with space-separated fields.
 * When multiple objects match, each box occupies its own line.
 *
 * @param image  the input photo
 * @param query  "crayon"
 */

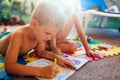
xmin=54 ymin=58 xmax=57 ymax=66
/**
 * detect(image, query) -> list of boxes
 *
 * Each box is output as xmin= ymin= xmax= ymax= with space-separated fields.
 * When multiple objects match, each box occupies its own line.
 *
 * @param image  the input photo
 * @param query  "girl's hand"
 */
xmin=86 ymin=50 xmax=100 ymax=59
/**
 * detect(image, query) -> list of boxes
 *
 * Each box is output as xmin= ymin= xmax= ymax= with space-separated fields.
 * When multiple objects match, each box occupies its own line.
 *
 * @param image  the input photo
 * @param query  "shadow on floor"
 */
xmin=86 ymin=28 xmax=120 ymax=47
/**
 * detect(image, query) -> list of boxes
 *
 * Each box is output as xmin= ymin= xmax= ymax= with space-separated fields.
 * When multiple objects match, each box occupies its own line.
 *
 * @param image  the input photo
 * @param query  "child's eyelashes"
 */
xmin=45 ymin=32 xmax=51 ymax=35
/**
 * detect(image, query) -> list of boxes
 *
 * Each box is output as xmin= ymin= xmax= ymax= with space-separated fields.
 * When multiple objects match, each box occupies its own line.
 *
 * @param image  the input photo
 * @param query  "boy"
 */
xmin=0 ymin=1 xmax=75 ymax=79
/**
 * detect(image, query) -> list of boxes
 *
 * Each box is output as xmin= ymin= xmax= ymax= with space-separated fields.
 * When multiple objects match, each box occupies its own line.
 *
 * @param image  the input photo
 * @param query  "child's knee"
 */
xmin=57 ymin=42 xmax=78 ymax=52
xmin=69 ymin=43 xmax=77 ymax=52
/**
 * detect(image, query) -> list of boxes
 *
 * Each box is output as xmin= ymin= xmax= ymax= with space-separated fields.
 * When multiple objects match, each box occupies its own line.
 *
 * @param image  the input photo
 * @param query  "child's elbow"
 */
xmin=70 ymin=43 xmax=77 ymax=52
xmin=5 ymin=63 xmax=14 ymax=74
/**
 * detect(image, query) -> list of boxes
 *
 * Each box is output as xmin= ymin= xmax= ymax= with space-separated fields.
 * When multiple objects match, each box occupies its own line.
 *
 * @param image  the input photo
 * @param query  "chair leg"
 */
xmin=83 ymin=14 xmax=93 ymax=33
xmin=101 ymin=17 xmax=108 ymax=28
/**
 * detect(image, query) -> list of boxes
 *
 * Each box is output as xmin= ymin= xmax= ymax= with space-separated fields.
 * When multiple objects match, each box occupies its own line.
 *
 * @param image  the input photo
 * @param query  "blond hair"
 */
xmin=31 ymin=1 xmax=66 ymax=29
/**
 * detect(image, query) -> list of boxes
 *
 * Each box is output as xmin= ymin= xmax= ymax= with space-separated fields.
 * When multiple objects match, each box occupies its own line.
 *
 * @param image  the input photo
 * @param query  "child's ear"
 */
xmin=30 ymin=19 xmax=37 ymax=27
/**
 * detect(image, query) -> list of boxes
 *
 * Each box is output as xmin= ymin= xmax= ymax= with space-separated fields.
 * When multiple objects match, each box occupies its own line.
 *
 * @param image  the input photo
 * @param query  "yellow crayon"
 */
xmin=54 ymin=58 xmax=57 ymax=66
xmin=0 ymin=63 xmax=4 ymax=68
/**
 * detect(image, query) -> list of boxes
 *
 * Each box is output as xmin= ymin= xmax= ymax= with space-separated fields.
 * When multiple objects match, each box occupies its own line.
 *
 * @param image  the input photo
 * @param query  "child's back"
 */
xmin=0 ymin=26 xmax=38 ymax=55
xmin=0 ymin=33 xmax=11 ymax=54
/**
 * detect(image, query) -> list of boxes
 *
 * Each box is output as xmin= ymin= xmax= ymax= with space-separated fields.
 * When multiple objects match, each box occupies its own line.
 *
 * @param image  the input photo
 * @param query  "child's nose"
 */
xmin=46 ymin=35 xmax=52 ymax=40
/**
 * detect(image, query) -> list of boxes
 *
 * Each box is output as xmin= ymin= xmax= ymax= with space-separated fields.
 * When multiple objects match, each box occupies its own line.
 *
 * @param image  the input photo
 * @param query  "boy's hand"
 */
xmin=86 ymin=50 xmax=100 ymax=59
xmin=57 ymin=57 xmax=76 ymax=69
xmin=53 ymin=48 xmax=61 ymax=55
xmin=38 ymin=65 xmax=59 ymax=79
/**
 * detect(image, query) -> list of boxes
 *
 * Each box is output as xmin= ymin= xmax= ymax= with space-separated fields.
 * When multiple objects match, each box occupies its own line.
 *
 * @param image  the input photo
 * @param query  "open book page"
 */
xmin=26 ymin=54 xmax=88 ymax=80
xmin=27 ymin=58 xmax=75 ymax=80
xmin=62 ymin=54 xmax=88 ymax=70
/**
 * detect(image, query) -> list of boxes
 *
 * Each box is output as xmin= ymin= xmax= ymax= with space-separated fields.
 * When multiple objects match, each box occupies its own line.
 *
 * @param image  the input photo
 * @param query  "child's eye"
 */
xmin=45 ymin=32 xmax=51 ymax=35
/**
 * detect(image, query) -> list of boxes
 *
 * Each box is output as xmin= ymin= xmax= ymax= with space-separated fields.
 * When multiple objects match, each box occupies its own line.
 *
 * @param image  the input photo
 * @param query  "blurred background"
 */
xmin=0 ymin=0 xmax=120 ymax=46
xmin=0 ymin=0 xmax=119 ymax=25
xmin=0 ymin=0 xmax=120 ymax=28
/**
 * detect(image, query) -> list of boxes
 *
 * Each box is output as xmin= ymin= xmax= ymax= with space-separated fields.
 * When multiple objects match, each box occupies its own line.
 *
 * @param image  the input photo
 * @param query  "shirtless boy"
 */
xmin=0 ymin=1 xmax=75 ymax=79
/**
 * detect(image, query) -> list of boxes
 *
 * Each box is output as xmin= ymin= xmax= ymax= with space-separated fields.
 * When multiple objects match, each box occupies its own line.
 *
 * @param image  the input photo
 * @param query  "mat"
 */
xmin=0 ymin=34 xmax=120 ymax=79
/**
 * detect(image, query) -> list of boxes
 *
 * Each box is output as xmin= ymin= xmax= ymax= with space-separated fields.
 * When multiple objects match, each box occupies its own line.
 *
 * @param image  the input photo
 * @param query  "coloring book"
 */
xmin=26 ymin=54 xmax=88 ymax=80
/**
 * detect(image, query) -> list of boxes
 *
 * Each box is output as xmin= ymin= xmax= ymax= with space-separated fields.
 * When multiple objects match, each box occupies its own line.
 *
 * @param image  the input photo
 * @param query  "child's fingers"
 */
xmin=95 ymin=52 xmax=101 ymax=59
xmin=93 ymin=53 xmax=100 ymax=60
xmin=90 ymin=53 xmax=95 ymax=58
xmin=93 ymin=54 xmax=99 ymax=60
xmin=95 ymin=53 xmax=101 ymax=59
xmin=94 ymin=54 xmax=98 ymax=58
xmin=49 ymin=65 xmax=59 ymax=77
xmin=52 ymin=71 xmax=57 ymax=77
xmin=55 ymin=68 xmax=59 ymax=73
xmin=49 ymin=74 xmax=56 ymax=79
xmin=86 ymin=52 xmax=91 ymax=57
xmin=65 ymin=60 xmax=76 ymax=69
xmin=55 ymin=69 xmax=59 ymax=73
xmin=60 ymin=63 xmax=67 ymax=68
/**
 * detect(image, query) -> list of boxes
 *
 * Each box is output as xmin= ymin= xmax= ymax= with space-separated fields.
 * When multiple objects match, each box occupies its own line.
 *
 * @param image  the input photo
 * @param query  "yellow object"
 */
xmin=98 ymin=47 xmax=120 ymax=57
xmin=23 ymin=55 xmax=38 ymax=63
xmin=54 ymin=58 xmax=57 ymax=66
xmin=59 ymin=69 xmax=66 ymax=72
xmin=0 ymin=63 xmax=4 ymax=68
xmin=90 ymin=45 xmax=99 ymax=49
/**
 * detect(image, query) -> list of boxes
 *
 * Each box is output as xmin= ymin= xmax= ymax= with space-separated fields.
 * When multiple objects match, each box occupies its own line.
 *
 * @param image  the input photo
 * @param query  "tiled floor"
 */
xmin=86 ymin=28 xmax=120 ymax=47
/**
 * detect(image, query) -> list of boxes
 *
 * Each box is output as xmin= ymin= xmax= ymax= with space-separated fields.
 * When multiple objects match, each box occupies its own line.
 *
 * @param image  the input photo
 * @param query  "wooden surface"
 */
xmin=68 ymin=55 xmax=120 ymax=80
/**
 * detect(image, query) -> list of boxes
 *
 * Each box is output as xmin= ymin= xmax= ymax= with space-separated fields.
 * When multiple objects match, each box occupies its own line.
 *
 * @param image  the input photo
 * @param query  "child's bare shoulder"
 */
xmin=9 ymin=27 xmax=28 ymax=40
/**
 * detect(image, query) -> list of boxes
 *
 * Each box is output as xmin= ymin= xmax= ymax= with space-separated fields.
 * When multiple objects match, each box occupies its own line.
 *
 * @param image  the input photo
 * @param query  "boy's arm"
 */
xmin=36 ymin=42 xmax=75 ymax=69
xmin=50 ymin=35 xmax=57 ymax=50
xmin=36 ymin=41 xmax=58 ymax=60
xmin=50 ymin=36 xmax=61 ymax=55
xmin=5 ymin=32 xmax=40 ymax=77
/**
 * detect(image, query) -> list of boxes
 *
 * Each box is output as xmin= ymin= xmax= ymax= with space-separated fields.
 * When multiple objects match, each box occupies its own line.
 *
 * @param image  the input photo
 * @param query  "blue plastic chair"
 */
xmin=80 ymin=0 xmax=120 ymax=33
